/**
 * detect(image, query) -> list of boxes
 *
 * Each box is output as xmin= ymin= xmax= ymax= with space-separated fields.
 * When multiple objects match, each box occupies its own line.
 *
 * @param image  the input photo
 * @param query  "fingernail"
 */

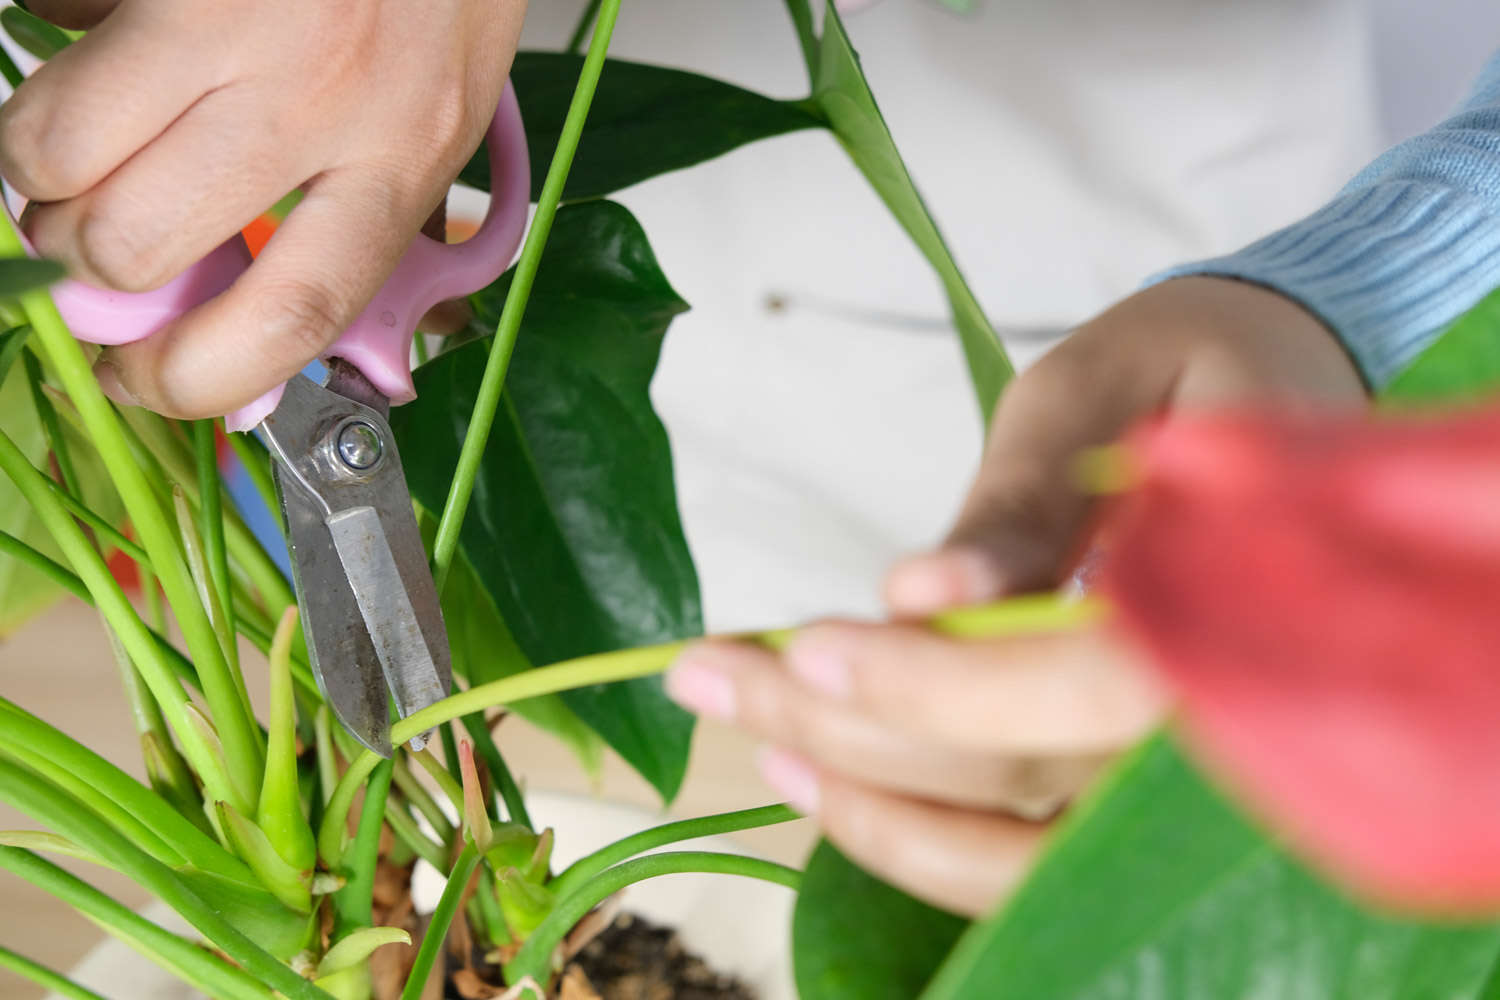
xmin=757 ymin=747 xmax=820 ymax=815
xmin=664 ymin=652 xmax=736 ymax=721
xmin=92 ymin=360 xmax=140 ymax=408
xmin=886 ymin=548 xmax=1006 ymax=614
xmin=785 ymin=632 xmax=853 ymax=700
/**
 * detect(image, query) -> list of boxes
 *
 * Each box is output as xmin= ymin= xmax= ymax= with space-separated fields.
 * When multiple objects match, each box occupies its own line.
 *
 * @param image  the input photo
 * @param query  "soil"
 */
xmin=566 ymin=912 xmax=756 ymax=1000
xmin=444 ymin=911 xmax=756 ymax=1000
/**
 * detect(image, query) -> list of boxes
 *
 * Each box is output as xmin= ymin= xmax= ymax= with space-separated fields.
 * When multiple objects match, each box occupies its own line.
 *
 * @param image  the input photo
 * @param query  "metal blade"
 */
xmin=273 ymin=463 xmax=392 ymax=757
xmin=262 ymin=369 xmax=452 ymax=756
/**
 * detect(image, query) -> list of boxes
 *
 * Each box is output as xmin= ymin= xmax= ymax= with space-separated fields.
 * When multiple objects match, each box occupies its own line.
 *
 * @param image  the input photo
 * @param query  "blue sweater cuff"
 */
xmin=1154 ymin=53 xmax=1500 ymax=390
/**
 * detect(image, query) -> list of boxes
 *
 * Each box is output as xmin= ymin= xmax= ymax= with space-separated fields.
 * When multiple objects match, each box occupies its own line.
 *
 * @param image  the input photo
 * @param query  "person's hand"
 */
xmin=665 ymin=277 xmax=1369 ymax=915
xmin=0 ymin=0 xmax=524 ymax=417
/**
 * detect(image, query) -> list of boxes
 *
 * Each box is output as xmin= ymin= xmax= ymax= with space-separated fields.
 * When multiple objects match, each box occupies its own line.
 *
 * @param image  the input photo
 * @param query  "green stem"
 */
xmin=0 ymin=849 xmax=277 ymax=1000
xmin=194 ymin=419 xmax=236 ymax=655
xmin=0 ymin=215 xmax=263 ymax=813
xmin=42 ymin=477 xmax=148 ymax=563
xmin=324 ymin=594 xmax=1106 ymax=838
xmin=0 ymin=425 xmax=235 ymax=804
xmin=226 ymin=430 xmax=278 ymax=516
xmin=398 ymin=845 xmax=479 ymax=1000
xmin=507 ymin=852 xmax=801 ymax=985
xmin=550 ymin=804 xmax=800 ymax=900
xmin=0 ymin=763 xmax=327 ymax=1000
xmin=172 ymin=486 xmax=261 ymax=811
xmin=0 ymin=697 xmax=256 ymax=887
xmin=0 ymin=528 xmax=200 ymax=689
xmin=430 ymin=0 xmax=620 ymax=594
xmin=0 ymin=324 xmax=28 ymax=383
xmin=0 ymin=944 xmax=108 ymax=1000
xmin=332 ymin=757 xmax=394 ymax=936
xmin=383 ymin=796 xmax=448 ymax=873
xmin=565 ymin=0 xmax=603 ymax=53
xmin=392 ymin=756 xmax=455 ymax=845
xmin=22 ymin=349 xmax=80 ymax=497
xmin=781 ymin=0 xmax=819 ymax=85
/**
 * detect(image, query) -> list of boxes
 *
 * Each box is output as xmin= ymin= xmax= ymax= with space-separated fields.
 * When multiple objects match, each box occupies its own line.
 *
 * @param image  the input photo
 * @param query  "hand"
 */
xmin=665 ymin=277 xmax=1369 ymax=915
xmin=0 ymin=0 xmax=524 ymax=417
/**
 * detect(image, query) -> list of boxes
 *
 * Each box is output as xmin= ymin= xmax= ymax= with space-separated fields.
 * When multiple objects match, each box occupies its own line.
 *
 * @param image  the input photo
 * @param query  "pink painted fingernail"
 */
xmin=757 ymin=746 xmax=820 ymax=815
xmin=785 ymin=633 xmax=853 ymax=700
xmin=664 ymin=652 xmax=737 ymax=721
xmin=92 ymin=360 xmax=140 ymax=408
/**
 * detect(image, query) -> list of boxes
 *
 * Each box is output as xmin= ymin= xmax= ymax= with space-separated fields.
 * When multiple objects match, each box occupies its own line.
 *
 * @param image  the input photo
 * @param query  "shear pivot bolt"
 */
xmin=335 ymin=421 xmax=383 ymax=471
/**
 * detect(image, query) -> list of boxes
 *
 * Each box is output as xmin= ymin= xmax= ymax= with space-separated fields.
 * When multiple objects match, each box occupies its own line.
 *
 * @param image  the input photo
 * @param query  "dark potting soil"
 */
xmin=566 ymin=912 xmax=756 ymax=1000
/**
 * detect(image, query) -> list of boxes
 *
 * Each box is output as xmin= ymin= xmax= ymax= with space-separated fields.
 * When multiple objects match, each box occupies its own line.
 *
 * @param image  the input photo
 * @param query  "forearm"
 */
xmin=1156 ymin=47 xmax=1500 ymax=390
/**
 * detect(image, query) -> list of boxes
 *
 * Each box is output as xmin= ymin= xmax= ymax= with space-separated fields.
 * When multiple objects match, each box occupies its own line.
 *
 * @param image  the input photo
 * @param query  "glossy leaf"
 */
xmin=441 ymin=543 xmax=603 ymax=777
xmin=0 ymin=258 xmax=65 ymax=300
xmin=793 ymin=841 xmax=966 ymax=1000
xmin=462 ymin=52 xmax=824 ymax=202
xmin=923 ymin=736 xmax=1500 ymax=999
xmin=393 ymin=200 xmax=699 ymax=802
xmin=811 ymin=1 xmax=1011 ymax=419
xmin=1382 ymin=286 xmax=1500 ymax=408
xmin=314 ymin=926 xmax=410 ymax=980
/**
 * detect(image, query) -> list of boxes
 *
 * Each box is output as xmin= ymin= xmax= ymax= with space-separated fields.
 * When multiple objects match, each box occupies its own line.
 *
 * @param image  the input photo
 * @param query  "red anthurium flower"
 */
xmin=1101 ymin=404 xmax=1500 ymax=912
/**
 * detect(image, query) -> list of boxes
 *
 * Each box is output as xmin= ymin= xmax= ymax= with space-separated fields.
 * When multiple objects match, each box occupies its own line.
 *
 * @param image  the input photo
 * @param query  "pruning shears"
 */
xmin=22 ymin=86 xmax=531 ymax=758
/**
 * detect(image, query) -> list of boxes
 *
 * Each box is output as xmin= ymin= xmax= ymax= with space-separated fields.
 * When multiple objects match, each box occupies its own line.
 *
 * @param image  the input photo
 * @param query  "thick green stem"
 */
xmin=430 ymin=0 xmax=621 ymax=594
xmin=42 ymin=477 xmax=147 ymax=562
xmin=383 ymin=796 xmax=447 ymax=873
xmin=0 ymin=425 xmax=235 ymax=805
xmin=399 ymin=845 xmax=479 ymax=1000
xmin=392 ymin=756 xmax=455 ymax=845
xmin=0 ymin=849 xmax=277 ymax=1000
xmin=332 ymin=758 xmax=394 ymax=937
xmin=507 ymin=852 xmax=801 ymax=985
xmin=0 ymin=945 xmax=107 ymax=1000
xmin=550 ymin=804 xmax=800 ymax=901
xmin=0 ymin=215 xmax=263 ymax=812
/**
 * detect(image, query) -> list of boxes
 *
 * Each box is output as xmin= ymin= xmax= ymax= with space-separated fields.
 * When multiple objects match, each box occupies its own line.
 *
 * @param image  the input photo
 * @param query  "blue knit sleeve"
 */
xmin=1154 ymin=49 xmax=1500 ymax=389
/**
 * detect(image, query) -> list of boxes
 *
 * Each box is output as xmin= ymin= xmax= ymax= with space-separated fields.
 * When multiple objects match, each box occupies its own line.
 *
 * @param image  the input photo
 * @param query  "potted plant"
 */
xmin=5 ymin=0 xmax=1500 ymax=998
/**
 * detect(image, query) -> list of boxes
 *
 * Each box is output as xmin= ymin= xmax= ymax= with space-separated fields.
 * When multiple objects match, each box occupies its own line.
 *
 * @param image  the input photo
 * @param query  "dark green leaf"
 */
xmin=1381 ymin=286 xmax=1500 ymax=409
xmin=462 ymin=52 xmax=824 ymax=202
xmin=921 ymin=735 xmax=1500 ymax=1000
xmin=811 ymin=2 xmax=1011 ymax=420
xmin=0 ymin=7 xmax=71 ymax=61
xmin=793 ymin=841 xmax=967 ymax=1000
xmin=0 ymin=258 xmax=65 ymax=300
xmin=393 ymin=200 xmax=698 ymax=801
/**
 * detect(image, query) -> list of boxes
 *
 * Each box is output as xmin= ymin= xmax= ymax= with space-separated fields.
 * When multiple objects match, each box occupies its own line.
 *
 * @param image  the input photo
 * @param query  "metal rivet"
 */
xmin=336 ymin=420 xmax=382 ymax=471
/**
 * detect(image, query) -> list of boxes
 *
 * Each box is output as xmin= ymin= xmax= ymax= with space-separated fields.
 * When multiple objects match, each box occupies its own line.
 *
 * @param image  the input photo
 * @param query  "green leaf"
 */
xmin=1381 ymin=286 xmax=1500 ymax=409
xmin=0 ymin=258 xmax=65 ymax=301
xmin=461 ymin=52 xmax=824 ymax=203
xmin=314 ymin=926 xmax=410 ymax=980
xmin=921 ymin=735 xmax=1500 ymax=1000
xmin=793 ymin=841 xmax=967 ymax=1000
xmin=811 ymin=2 xmax=1012 ymax=419
xmin=393 ymin=200 xmax=699 ymax=802
xmin=0 ymin=343 xmax=67 ymax=635
xmin=216 ymin=801 xmax=311 ymax=914
xmin=0 ymin=7 xmax=71 ymax=60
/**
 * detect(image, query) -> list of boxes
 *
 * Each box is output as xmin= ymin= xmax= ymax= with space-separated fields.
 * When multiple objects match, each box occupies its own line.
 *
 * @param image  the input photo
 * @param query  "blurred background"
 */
xmin=4 ymin=0 xmax=1500 ymax=996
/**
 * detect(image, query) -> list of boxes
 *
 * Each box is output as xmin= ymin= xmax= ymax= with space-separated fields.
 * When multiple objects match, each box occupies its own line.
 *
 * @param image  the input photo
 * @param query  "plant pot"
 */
xmin=50 ymin=791 xmax=795 ymax=1000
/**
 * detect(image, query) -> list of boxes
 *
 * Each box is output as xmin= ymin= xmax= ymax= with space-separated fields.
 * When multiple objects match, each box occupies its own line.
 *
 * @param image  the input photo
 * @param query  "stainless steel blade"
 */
xmin=262 ymin=366 xmax=452 ymax=755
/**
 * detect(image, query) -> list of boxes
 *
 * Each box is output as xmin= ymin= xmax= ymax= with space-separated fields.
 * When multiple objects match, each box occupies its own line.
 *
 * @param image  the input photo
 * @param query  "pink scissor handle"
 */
xmin=15 ymin=83 xmax=530 ymax=433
